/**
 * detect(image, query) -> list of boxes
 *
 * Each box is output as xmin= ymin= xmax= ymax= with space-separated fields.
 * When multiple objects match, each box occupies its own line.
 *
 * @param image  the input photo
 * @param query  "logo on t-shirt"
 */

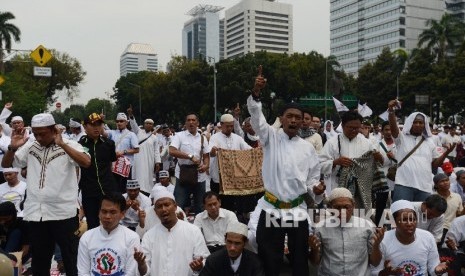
xmin=92 ymin=248 xmax=124 ymax=276
xmin=398 ymin=259 xmax=422 ymax=275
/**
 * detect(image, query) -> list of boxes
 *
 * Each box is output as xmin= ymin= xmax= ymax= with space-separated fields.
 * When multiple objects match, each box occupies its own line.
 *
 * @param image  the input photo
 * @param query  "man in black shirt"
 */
xmin=79 ymin=113 xmax=117 ymax=230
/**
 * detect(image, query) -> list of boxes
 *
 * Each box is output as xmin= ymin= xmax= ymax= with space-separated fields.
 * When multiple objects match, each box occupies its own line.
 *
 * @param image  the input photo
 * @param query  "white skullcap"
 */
xmin=152 ymin=189 xmax=175 ymax=203
xmin=226 ymin=221 xmax=249 ymax=238
xmin=57 ymin=124 xmax=66 ymax=130
xmin=116 ymin=113 xmax=127 ymax=121
xmin=144 ymin=119 xmax=154 ymax=124
xmin=31 ymin=113 xmax=55 ymax=127
xmin=150 ymin=185 xmax=168 ymax=199
xmin=11 ymin=116 xmax=23 ymax=122
xmin=328 ymin=187 xmax=353 ymax=202
xmin=159 ymin=170 xmax=169 ymax=178
xmin=220 ymin=114 xmax=234 ymax=123
xmin=390 ymin=200 xmax=415 ymax=214
xmin=69 ymin=119 xmax=81 ymax=128
xmin=3 ymin=167 xmax=20 ymax=173
xmin=126 ymin=179 xmax=140 ymax=189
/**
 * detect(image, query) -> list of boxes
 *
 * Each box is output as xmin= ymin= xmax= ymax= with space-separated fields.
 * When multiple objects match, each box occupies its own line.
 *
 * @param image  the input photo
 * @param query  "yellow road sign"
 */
xmin=30 ymin=45 xmax=53 ymax=66
xmin=0 ymin=76 xmax=4 ymax=86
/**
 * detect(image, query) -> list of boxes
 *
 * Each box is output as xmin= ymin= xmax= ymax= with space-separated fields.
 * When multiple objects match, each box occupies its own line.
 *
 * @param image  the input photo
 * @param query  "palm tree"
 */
xmin=418 ymin=13 xmax=465 ymax=64
xmin=0 ymin=11 xmax=21 ymax=74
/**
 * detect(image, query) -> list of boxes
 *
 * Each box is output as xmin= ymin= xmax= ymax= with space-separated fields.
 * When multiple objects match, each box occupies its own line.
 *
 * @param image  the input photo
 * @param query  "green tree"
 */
xmin=418 ymin=13 xmax=465 ymax=64
xmin=0 ymin=11 xmax=20 ymax=74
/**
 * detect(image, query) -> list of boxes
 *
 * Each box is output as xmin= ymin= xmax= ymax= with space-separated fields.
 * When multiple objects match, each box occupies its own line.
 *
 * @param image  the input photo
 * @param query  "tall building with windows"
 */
xmin=120 ymin=43 xmax=158 ymax=76
xmin=330 ymin=0 xmax=444 ymax=74
xmin=224 ymin=0 xmax=293 ymax=59
xmin=182 ymin=5 xmax=224 ymax=62
xmin=446 ymin=0 xmax=465 ymax=21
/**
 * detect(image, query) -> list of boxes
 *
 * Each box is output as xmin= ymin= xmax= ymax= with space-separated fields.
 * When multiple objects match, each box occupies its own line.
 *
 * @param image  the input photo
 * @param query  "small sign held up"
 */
xmin=33 ymin=66 xmax=52 ymax=77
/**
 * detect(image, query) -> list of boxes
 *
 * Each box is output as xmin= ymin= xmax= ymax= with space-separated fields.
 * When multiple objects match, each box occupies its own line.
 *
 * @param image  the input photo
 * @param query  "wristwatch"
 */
xmin=7 ymin=145 xmax=17 ymax=152
xmin=188 ymin=154 xmax=194 ymax=160
xmin=123 ymin=150 xmax=128 ymax=154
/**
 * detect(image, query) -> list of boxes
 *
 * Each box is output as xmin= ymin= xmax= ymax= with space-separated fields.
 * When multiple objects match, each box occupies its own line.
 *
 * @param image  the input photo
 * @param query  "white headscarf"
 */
xmin=324 ymin=120 xmax=338 ymax=139
xmin=402 ymin=112 xmax=432 ymax=137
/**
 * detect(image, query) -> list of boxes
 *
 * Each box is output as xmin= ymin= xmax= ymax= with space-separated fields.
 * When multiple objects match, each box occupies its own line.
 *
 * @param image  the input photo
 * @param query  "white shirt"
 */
xmin=230 ymin=253 xmax=242 ymax=273
xmin=77 ymin=225 xmax=140 ymax=276
xmin=129 ymin=118 xmax=161 ymax=193
xmin=438 ymin=192 xmax=463 ymax=229
xmin=136 ymin=205 xmax=186 ymax=239
xmin=13 ymin=139 xmax=86 ymax=221
xmin=378 ymin=139 xmax=397 ymax=191
xmin=193 ymin=208 xmax=238 ymax=246
xmin=0 ymin=181 xmax=27 ymax=216
xmin=394 ymin=132 xmax=439 ymax=193
xmin=121 ymin=192 xmax=151 ymax=228
xmin=445 ymin=215 xmax=465 ymax=246
xmin=371 ymin=229 xmax=440 ymax=276
xmin=208 ymin=132 xmax=251 ymax=183
xmin=0 ymin=134 xmax=11 ymax=172
xmin=247 ymin=96 xmax=321 ymax=219
xmin=141 ymin=220 xmax=210 ymax=276
xmin=413 ymin=202 xmax=444 ymax=242
xmin=170 ymin=130 xmax=210 ymax=182
xmin=441 ymin=133 xmax=461 ymax=157
xmin=319 ymin=133 xmax=376 ymax=195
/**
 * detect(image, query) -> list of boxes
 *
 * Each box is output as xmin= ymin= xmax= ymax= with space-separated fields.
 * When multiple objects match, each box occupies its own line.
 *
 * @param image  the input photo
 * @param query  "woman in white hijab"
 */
xmin=387 ymin=100 xmax=455 ymax=202
xmin=323 ymin=120 xmax=338 ymax=139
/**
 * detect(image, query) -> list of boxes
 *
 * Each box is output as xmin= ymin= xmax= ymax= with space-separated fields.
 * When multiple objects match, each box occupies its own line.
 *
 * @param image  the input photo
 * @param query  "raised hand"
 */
xmin=308 ymin=234 xmax=321 ymax=253
xmin=10 ymin=128 xmax=28 ymax=149
xmin=252 ymin=65 xmax=266 ymax=98
xmin=4 ymin=102 xmax=13 ymax=110
xmin=127 ymin=104 xmax=133 ymax=117
xmin=372 ymin=227 xmax=385 ymax=247
xmin=133 ymin=248 xmax=146 ymax=265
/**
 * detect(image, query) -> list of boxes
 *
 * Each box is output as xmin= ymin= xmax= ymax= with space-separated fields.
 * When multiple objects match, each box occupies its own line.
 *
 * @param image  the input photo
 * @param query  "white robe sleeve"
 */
xmin=77 ymin=233 xmax=91 ymax=276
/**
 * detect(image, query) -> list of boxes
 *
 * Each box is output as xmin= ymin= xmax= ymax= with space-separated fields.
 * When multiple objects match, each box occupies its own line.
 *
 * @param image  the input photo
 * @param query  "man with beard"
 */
xmin=127 ymin=106 xmax=161 ymax=195
xmin=135 ymin=189 xmax=209 ymax=276
xmin=387 ymin=99 xmax=454 ymax=202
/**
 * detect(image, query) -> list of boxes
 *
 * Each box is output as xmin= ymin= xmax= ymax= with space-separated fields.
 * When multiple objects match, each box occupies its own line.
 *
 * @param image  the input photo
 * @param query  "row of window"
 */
xmin=364 ymin=30 xmax=399 ymax=44
xmin=255 ymin=39 xmax=288 ymax=46
xmin=256 ymin=33 xmax=289 ymax=41
xmin=364 ymin=0 xmax=400 ymax=15
xmin=256 ymin=45 xmax=289 ymax=52
xmin=255 ymin=10 xmax=289 ymax=18
xmin=229 ymin=35 xmax=244 ymax=44
xmin=227 ymin=46 xmax=244 ymax=56
xmin=331 ymin=1 xmax=358 ymax=16
xmin=227 ymin=29 xmax=244 ymax=40
xmin=365 ymin=8 xmax=401 ymax=24
xmin=331 ymin=21 xmax=358 ymax=34
xmin=227 ymin=41 xmax=244 ymax=50
xmin=364 ymin=41 xmax=400 ymax=55
xmin=255 ymin=16 xmax=289 ymax=24
xmin=227 ymin=12 xmax=244 ymax=24
xmin=332 ymin=20 xmax=402 ymax=44
xmin=255 ymin=22 xmax=289 ymax=29
xmin=256 ymin=28 xmax=288 ymax=35
xmin=227 ymin=23 xmax=244 ymax=35
xmin=331 ymin=41 xmax=358 ymax=53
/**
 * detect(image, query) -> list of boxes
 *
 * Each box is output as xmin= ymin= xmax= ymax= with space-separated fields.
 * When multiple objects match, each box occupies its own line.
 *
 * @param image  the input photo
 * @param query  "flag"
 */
xmin=379 ymin=110 xmax=389 ymax=121
xmin=332 ymin=97 xmax=349 ymax=112
xmin=357 ymin=102 xmax=373 ymax=118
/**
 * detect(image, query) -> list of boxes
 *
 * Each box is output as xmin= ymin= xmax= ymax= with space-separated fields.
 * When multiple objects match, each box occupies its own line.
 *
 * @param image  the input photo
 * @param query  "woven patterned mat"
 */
xmin=217 ymin=147 xmax=265 ymax=196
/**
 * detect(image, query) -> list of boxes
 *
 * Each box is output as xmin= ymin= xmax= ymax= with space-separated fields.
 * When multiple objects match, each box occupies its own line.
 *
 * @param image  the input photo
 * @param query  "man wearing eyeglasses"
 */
xmin=104 ymin=112 xmax=139 ymax=193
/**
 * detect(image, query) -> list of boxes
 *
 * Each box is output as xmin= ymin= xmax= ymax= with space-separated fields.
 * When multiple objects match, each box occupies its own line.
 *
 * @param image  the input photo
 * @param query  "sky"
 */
xmin=2 ymin=0 xmax=330 ymax=109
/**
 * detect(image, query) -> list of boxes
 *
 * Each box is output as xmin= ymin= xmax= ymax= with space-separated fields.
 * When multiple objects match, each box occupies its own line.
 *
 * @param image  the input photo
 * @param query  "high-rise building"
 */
xmin=330 ymin=0 xmax=444 ymax=74
xmin=182 ymin=5 xmax=224 ymax=62
xmin=223 ymin=0 xmax=293 ymax=59
xmin=120 ymin=43 xmax=158 ymax=76
xmin=446 ymin=0 xmax=465 ymax=21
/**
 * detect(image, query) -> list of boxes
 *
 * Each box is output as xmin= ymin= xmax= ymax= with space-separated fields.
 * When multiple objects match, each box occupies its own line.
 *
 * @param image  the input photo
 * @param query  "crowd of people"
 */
xmin=0 ymin=70 xmax=463 ymax=276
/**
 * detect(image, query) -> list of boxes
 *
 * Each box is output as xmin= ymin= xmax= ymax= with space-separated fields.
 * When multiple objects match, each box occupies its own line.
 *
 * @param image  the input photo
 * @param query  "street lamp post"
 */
xmin=324 ymin=60 xmax=328 ymax=121
xmin=128 ymin=82 xmax=142 ymax=123
xmin=207 ymin=56 xmax=217 ymax=122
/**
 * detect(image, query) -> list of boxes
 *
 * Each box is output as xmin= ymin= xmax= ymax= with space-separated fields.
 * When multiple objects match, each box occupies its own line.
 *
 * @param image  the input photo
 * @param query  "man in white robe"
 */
xmin=127 ymin=106 xmax=161 ymax=195
xmin=135 ymin=189 xmax=209 ymax=276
